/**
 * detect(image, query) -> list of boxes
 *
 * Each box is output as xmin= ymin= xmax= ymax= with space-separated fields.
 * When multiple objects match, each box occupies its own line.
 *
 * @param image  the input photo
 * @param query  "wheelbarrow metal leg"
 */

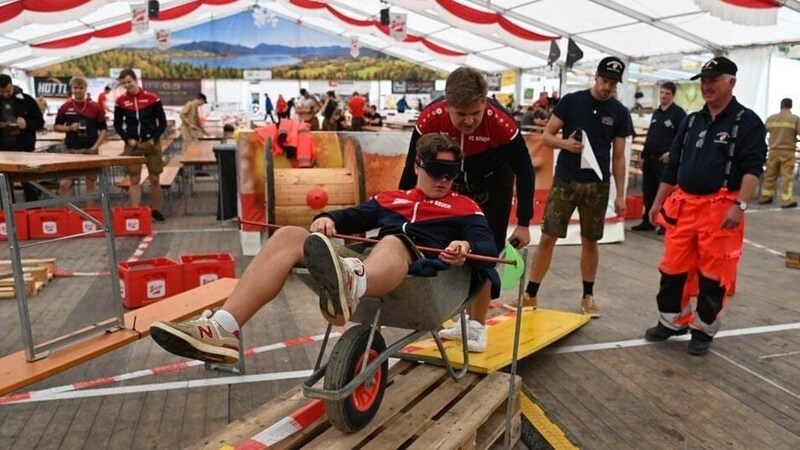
xmin=314 ymin=322 xmax=334 ymax=372
xmin=360 ymin=307 xmax=382 ymax=388
xmin=428 ymin=310 xmax=470 ymax=381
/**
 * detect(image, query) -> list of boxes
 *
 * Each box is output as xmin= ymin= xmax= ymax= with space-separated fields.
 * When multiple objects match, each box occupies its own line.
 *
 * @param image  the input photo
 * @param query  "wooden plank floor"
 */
xmin=0 ymin=178 xmax=799 ymax=449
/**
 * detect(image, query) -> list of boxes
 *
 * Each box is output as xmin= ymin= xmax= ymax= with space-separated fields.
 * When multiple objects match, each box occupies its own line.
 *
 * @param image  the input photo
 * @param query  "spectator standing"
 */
xmin=396 ymin=95 xmax=409 ymax=113
xmin=263 ymin=93 xmax=276 ymax=123
xmin=505 ymin=57 xmax=631 ymax=318
xmin=276 ymin=94 xmax=288 ymax=119
xmin=113 ymin=68 xmax=168 ymax=223
xmin=632 ymin=82 xmax=686 ymax=231
xmin=0 ymin=74 xmax=44 ymax=202
xmin=644 ymin=56 xmax=767 ymax=355
xmin=97 ymin=85 xmax=112 ymax=118
xmin=53 ymin=76 xmax=107 ymax=204
xmin=348 ymin=91 xmax=366 ymax=131
xmin=321 ymin=91 xmax=338 ymax=131
xmin=296 ymin=89 xmax=320 ymax=130
xmin=400 ymin=67 xmax=534 ymax=352
xmin=759 ymin=98 xmax=799 ymax=208
xmin=180 ymin=93 xmax=208 ymax=149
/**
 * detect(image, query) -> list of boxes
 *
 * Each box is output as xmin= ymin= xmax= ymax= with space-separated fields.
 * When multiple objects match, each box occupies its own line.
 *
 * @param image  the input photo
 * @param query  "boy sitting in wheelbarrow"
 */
xmin=151 ymin=133 xmax=499 ymax=364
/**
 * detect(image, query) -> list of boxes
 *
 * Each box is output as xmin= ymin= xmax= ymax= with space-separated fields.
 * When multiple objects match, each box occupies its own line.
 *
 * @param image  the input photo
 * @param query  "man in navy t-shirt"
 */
xmin=506 ymin=56 xmax=631 ymax=318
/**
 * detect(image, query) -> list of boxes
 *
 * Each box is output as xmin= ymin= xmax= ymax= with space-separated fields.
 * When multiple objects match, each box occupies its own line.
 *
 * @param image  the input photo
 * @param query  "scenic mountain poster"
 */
xmin=33 ymin=12 xmax=443 ymax=81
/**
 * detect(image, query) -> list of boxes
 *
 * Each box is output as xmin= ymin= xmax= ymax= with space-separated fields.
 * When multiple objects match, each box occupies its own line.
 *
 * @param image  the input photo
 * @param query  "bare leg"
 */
xmin=360 ymin=235 xmax=413 ymax=296
xmin=85 ymin=176 xmax=97 ymax=208
xmin=580 ymin=236 xmax=599 ymax=282
xmin=530 ymin=233 xmax=558 ymax=283
xmin=58 ymin=178 xmax=72 ymax=198
xmin=129 ymin=175 xmax=142 ymax=206
xmin=149 ymin=174 xmax=161 ymax=211
xmin=468 ymin=283 xmax=491 ymax=324
xmin=223 ymin=226 xmax=309 ymax=325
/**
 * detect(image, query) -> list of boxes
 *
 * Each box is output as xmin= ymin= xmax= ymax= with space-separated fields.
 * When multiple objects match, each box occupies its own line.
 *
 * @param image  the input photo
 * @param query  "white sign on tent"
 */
xmin=131 ymin=4 xmax=149 ymax=33
xmin=389 ymin=13 xmax=408 ymax=41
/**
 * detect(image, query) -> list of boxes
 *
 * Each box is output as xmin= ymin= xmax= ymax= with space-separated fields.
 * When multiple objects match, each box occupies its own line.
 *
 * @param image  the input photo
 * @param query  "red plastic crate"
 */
xmin=69 ymin=208 xmax=106 ymax=237
xmin=28 ymin=209 xmax=72 ymax=239
xmin=113 ymin=206 xmax=152 ymax=236
xmin=508 ymin=189 xmax=549 ymax=225
xmin=625 ymin=195 xmax=644 ymax=220
xmin=179 ymin=253 xmax=236 ymax=289
xmin=0 ymin=210 xmax=28 ymax=240
xmin=118 ymin=257 xmax=184 ymax=308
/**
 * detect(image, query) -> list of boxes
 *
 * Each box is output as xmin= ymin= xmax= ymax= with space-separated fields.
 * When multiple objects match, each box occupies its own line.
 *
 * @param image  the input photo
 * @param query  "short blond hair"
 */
xmin=416 ymin=133 xmax=463 ymax=162
xmin=445 ymin=67 xmax=487 ymax=109
xmin=69 ymin=76 xmax=87 ymax=88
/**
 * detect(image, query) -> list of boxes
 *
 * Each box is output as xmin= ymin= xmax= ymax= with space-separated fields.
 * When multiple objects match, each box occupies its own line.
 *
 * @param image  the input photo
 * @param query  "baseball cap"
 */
xmin=596 ymin=56 xmax=626 ymax=83
xmin=691 ymin=56 xmax=737 ymax=80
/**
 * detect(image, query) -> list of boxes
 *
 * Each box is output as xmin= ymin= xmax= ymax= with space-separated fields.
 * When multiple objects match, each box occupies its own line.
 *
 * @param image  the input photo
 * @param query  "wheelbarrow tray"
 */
xmin=295 ymin=264 xmax=473 ymax=330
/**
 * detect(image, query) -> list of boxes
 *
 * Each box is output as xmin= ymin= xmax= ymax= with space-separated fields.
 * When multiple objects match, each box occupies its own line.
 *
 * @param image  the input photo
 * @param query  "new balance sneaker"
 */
xmin=304 ymin=233 xmax=364 ymax=326
xmin=580 ymin=295 xmax=601 ymax=318
xmin=151 ymin=209 xmax=166 ymax=223
xmin=644 ymin=322 xmax=688 ymax=342
xmin=503 ymin=293 xmax=538 ymax=311
xmin=439 ymin=317 xmax=487 ymax=353
xmin=150 ymin=310 xmax=240 ymax=364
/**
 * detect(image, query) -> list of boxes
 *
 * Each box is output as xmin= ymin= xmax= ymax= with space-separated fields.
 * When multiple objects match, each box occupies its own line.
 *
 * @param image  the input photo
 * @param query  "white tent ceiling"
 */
xmin=2 ymin=0 xmax=800 ymax=82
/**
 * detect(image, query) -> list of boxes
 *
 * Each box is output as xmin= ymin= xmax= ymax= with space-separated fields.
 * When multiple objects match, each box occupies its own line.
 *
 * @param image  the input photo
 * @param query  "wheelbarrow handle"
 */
xmin=234 ymin=218 xmax=519 ymax=266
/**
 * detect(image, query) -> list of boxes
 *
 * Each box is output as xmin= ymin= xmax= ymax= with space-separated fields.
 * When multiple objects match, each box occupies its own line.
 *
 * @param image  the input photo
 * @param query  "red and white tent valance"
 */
xmin=695 ymin=0 xmax=781 ymax=26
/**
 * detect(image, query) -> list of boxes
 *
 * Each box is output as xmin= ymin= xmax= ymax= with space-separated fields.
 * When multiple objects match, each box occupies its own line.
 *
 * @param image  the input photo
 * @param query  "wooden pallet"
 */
xmin=0 ymin=258 xmax=57 ymax=299
xmin=198 ymin=361 xmax=521 ymax=449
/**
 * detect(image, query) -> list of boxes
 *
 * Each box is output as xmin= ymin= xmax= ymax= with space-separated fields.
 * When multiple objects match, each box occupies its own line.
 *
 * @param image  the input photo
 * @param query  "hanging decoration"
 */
xmin=694 ymin=0 xmax=781 ymax=26
xmin=155 ymin=29 xmax=170 ymax=50
xmin=388 ymin=12 xmax=407 ymax=42
xmin=350 ymin=35 xmax=360 ymax=58
xmin=131 ymin=3 xmax=149 ymax=34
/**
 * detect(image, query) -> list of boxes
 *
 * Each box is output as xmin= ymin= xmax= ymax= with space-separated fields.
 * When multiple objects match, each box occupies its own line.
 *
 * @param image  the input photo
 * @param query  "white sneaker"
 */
xmin=439 ymin=314 xmax=468 ymax=340
xmin=466 ymin=320 xmax=487 ymax=353
xmin=439 ymin=316 xmax=487 ymax=353
xmin=304 ymin=233 xmax=364 ymax=326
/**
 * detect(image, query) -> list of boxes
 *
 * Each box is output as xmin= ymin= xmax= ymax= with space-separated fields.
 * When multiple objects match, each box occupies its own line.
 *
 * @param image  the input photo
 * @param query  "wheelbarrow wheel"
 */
xmin=324 ymin=324 xmax=388 ymax=433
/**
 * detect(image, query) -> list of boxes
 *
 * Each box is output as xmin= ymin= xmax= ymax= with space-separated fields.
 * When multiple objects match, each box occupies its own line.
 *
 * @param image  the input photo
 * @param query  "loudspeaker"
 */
xmin=380 ymin=8 xmax=390 ymax=25
xmin=148 ymin=0 xmax=160 ymax=18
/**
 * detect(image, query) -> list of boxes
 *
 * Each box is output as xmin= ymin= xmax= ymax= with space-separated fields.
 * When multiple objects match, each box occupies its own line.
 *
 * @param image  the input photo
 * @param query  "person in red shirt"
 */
xmin=399 ymin=67 xmax=534 ymax=353
xmin=96 ymin=85 xmax=112 ymax=118
xmin=54 ymin=76 xmax=107 ymax=204
xmin=348 ymin=91 xmax=366 ymax=131
xmin=276 ymin=94 xmax=288 ymax=119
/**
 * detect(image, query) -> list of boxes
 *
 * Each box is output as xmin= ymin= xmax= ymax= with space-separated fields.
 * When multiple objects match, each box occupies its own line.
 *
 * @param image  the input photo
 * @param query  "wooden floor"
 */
xmin=0 ymin=177 xmax=799 ymax=449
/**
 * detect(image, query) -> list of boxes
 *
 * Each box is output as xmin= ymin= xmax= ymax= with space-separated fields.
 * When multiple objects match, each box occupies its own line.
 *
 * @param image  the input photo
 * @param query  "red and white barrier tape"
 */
xmin=0 ymin=332 xmax=340 ymax=405
xmin=235 ymin=400 xmax=326 ymax=449
xmin=127 ymin=233 xmax=157 ymax=262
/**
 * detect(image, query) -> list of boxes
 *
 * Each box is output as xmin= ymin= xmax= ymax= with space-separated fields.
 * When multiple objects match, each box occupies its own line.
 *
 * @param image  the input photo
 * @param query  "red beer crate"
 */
xmin=69 ymin=208 xmax=106 ymax=237
xmin=0 ymin=210 xmax=28 ymax=241
xmin=28 ymin=209 xmax=72 ymax=239
xmin=113 ymin=206 xmax=152 ymax=236
xmin=509 ymin=189 xmax=549 ymax=225
xmin=179 ymin=253 xmax=236 ymax=289
xmin=118 ymin=257 xmax=184 ymax=308
xmin=625 ymin=195 xmax=644 ymax=220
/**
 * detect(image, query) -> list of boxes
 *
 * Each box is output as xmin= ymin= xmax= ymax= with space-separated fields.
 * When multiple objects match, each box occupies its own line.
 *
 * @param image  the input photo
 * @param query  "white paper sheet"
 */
xmin=579 ymin=130 xmax=602 ymax=179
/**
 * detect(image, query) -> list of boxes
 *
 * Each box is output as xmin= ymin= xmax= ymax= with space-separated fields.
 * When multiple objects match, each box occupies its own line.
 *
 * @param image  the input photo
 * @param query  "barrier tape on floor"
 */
xmin=742 ymin=238 xmax=785 ymax=258
xmin=235 ymin=400 xmax=326 ymax=449
xmin=54 ymin=233 xmax=159 ymax=277
xmin=520 ymin=392 xmax=578 ymax=449
xmin=0 ymin=332 xmax=340 ymax=405
xmin=127 ymin=233 xmax=158 ymax=262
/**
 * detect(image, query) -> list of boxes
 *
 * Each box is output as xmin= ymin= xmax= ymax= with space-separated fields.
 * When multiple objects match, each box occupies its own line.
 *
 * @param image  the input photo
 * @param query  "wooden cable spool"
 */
xmin=265 ymin=134 xmax=366 ymax=230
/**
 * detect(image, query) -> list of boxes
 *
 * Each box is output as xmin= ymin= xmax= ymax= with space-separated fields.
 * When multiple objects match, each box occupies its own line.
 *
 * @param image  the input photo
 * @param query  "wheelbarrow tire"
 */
xmin=324 ymin=324 xmax=388 ymax=433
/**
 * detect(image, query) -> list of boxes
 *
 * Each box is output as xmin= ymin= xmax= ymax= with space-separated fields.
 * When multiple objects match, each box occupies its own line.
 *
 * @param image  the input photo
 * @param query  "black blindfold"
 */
xmin=417 ymin=159 xmax=462 ymax=180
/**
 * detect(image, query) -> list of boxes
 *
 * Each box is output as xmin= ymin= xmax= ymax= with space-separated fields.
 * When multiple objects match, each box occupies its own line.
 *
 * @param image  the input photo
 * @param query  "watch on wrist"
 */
xmin=734 ymin=200 xmax=748 ymax=211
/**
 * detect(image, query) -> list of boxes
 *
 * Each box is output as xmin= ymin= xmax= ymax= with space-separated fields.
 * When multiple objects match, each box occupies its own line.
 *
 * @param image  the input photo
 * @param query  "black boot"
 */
xmin=687 ymin=329 xmax=713 ymax=356
xmin=631 ymin=221 xmax=656 ymax=231
xmin=644 ymin=322 xmax=688 ymax=342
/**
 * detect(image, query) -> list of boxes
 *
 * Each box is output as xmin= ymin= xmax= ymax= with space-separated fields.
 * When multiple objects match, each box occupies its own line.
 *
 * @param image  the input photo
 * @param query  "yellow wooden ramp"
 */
xmin=399 ymin=309 xmax=590 ymax=374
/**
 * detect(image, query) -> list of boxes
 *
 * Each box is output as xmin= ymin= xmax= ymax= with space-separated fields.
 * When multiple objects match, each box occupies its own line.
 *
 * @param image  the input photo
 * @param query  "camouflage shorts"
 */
xmin=541 ymin=179 xmax=610 ymax=241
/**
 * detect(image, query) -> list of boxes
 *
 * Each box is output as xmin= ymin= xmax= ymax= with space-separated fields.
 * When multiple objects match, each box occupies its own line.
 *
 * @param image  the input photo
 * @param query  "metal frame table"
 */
xmin=0 ymin=152 xmax=144 ymax=362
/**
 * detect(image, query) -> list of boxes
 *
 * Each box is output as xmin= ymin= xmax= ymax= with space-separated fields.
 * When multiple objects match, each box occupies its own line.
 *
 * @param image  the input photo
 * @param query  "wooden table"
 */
xmin=0 ymin=152 xmax=144 ymax=362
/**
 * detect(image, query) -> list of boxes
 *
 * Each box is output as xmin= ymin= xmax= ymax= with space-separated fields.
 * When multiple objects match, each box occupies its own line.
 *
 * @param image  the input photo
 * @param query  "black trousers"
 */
xmin=641 ymin=155 xmax=664 ymax=224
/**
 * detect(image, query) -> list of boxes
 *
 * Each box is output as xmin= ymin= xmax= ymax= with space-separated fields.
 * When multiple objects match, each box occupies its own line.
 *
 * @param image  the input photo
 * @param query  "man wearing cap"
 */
xmin=505 ymin=56 xmax=631 ymax=318
xmin=644 ymin=56 xmax=767 ymax=356
xmin=632 ymin=82 xmax=686 ymax=232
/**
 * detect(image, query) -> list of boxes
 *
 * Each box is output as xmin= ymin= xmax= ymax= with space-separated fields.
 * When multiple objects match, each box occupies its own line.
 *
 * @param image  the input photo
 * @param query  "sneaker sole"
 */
xmin=151 ymin=322 xmax=239 ymax=364
xmin=502 ymin=303 xmax=537 ymax=312
xmin=581 ymin=309 xmax=601 ymax=319
xmin=304 ymin=233 xmax=348 ymax=327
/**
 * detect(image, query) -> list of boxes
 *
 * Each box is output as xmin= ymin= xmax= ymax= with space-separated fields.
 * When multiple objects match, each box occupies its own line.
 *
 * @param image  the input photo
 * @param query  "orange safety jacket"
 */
xmin=255 ymin=119 xmax=315 ymax=168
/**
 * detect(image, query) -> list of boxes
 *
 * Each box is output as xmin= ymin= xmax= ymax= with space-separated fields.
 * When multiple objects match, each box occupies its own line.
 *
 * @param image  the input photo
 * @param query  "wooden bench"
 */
xmin=0 ymin=277 xmax=237 ymax=396
xmin=117 ymin=157 xmax=182 ymax=190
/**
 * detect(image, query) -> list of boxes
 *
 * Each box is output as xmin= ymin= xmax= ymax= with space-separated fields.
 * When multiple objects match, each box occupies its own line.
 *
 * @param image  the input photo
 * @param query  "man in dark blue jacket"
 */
xmin=0 ymin=74 xmax=45 ymax=202
xmin=150 ymin=133 xmax=498 ymax=364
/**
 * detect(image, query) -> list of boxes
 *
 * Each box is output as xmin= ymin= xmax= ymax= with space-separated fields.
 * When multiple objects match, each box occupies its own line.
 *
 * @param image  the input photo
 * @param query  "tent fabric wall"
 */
xmin=728 ymin=46 xmax=772 ymax=119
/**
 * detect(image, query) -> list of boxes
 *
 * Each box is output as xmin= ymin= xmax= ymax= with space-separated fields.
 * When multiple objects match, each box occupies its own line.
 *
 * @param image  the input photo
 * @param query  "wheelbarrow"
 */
xmin=294 ymin=264 xmax=480 ymax=433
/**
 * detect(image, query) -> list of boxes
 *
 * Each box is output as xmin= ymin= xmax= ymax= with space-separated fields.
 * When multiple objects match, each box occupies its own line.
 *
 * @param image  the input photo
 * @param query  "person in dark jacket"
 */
xmin=0 ymin=74 xmax=45 ymax=202
xmin=150 ymin=133 xmax=498 ymax=364
xmin=113 ymin=68 xmax=168 ymax=222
